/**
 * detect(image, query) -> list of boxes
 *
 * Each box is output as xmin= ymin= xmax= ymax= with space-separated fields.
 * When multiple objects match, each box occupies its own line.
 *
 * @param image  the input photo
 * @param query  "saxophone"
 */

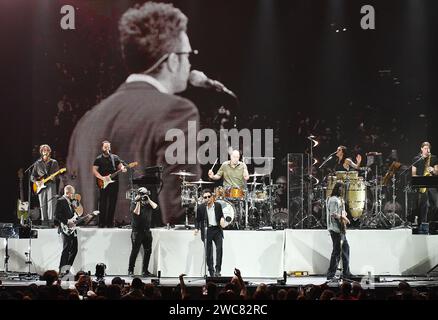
xmin=419 ymin=154 xmax=431 ymax=193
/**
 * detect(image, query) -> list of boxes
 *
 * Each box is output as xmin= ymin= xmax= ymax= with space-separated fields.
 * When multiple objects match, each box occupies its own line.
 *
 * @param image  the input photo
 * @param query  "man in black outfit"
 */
xmin=31 ymin=144 xmax=60 ymax=226
xmin=412 ymin=141 xmax=438 ymax=225
xmin=54 ymin=185 xmax=78 ymax=274
xmin=128 ymin=187 xmax=158 ymax=277
xmin=195 ymin=189 xmax=225 ymax=277
xmin=92 ymin=141 xmax=126 ymax=228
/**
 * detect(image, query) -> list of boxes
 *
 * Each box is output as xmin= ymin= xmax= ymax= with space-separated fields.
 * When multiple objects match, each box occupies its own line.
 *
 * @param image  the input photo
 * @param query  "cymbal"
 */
xmin=246 ymin=157 xmax=275 ymax=160
xmin=171 ymin=171 xmax=196 ymax=176
xmin=249 ymin=173 xmax=267 ymax=177
xmin=366 ymin=152 xmax=382 ymax=156
xmin=189 ymin=179 xmax=214 ymax=184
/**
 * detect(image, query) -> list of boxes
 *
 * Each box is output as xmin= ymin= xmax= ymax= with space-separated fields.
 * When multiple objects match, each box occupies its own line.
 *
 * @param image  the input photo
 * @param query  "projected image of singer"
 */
xmin=66 ymin=2 xmax=201 ymax=225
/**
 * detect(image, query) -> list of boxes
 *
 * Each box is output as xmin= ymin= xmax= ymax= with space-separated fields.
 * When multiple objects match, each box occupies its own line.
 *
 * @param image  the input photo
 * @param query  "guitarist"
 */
xmin=30 ymin=144 xmax=59 ymax=227
xmin=93 ymin=141 xmax=126 ymax=228
xmin=326 ymin=182 xmax=352 ymax=280
xmin=54 ymin=185 xmax=78 ymax=274
xmin=412 ymin=142 xmax=438 ymax=225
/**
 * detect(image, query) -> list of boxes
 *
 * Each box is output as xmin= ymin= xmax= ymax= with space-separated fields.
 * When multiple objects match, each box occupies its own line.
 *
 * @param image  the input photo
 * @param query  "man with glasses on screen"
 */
xmin=194 ymin=189 xmax=225 ymax=277
xmin=67 ymin=2 xmax=200 ymax=226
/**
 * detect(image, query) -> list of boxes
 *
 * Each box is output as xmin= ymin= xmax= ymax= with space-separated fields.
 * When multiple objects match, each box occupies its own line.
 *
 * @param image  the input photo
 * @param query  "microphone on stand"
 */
xmin=189 ymin=70 xmax=237 ymax=98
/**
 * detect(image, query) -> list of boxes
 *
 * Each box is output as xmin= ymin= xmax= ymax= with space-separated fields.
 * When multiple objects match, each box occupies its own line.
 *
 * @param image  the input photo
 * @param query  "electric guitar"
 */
xmin=17 ymin=169 xmax=29 ymax=222
xmin=96 ymin=162 xmax=138 ymax=189
xmin=61 ymin=210 xmax=100 ymax=236
xmin=339 ymin=198 xmax=350 ymax=234
xmin=33 ymin=168 xmax=67 ymax=194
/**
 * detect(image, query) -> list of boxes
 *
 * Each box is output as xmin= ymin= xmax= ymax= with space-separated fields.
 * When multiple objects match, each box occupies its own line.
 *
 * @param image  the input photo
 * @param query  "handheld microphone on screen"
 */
xmin=189 ymin=70 xmax=237 ymax=98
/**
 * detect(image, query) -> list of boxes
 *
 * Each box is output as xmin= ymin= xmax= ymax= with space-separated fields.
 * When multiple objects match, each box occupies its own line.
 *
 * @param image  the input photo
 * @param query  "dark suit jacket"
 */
xmin=196 ymin=202 xmax=224 ymax=240
xmin=66 ymin=81 xmax=200 ymax=225
xmin=54 ymin=196 xmax=74 ymax=226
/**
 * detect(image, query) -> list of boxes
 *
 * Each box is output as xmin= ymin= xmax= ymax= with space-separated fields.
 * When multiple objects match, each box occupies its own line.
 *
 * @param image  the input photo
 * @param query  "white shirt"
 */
xmin=207 ymin=203 xmax=217 ymax=226
xmin=125 ymin=74 xmax=168 ymax=94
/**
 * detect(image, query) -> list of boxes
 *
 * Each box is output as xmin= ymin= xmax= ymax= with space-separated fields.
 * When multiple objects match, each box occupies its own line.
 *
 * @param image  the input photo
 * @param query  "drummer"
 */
xmin=208 ymin=149 xmax=250 ymax=188
xmin=333 ymin=146 xmax=362 ymax=172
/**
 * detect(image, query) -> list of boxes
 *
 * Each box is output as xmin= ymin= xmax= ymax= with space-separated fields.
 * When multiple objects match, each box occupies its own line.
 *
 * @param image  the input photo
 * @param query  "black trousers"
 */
xmin=203 ymin=226 xmax=223 ymax=275
xmin=128 ymin=229 xmax=152 ymax=274
xmin=418 ymin=188 xmax=438 ymax=224
xmin=59 ymin=233 xmax=78 ymax=271
xmin=98 ymin=182 xmax=119 ymax=228
xmin=327 ymin=230 xmax=350 ymax=277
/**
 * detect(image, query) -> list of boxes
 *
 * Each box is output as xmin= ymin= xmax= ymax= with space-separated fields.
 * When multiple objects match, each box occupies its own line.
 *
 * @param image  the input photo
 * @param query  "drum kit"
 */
xmin=171 ymin=165 xmax=279 ymax=230
xmin=319 ymin=152 xmax=405 ymax=229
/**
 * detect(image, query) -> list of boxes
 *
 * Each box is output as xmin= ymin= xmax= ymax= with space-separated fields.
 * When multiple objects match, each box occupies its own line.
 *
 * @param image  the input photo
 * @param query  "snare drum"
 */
xmin=225 ymin=187 xmax=245 ymax=200
xmin=215 ymin=186 xmax=225 ymax=199
xmin=253 ymin=190 xmax=268 ymax=203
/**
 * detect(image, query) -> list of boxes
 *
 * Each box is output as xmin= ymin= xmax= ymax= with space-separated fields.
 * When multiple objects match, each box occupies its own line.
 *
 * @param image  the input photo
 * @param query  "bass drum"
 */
xmin=217 ymin=199 xmax=236 ymax=229
xmin=347 ymin=177 xmax=366 ymax=218
xmin=272 ymin=210 xmax=289 ymax=230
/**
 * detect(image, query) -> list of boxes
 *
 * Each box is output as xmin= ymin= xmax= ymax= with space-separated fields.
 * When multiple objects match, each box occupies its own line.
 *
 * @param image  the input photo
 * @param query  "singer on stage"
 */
xmin=333 ymin=146 xmax=362 ymax=172
xmin=66 ymin=2 xmax=201 ymax=225
xmin=412 ymin=142 xmax=438 ymax=225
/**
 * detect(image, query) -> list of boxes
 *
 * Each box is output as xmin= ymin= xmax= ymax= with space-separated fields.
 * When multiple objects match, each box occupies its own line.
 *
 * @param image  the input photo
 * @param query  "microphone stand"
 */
xmin=399 ymin=155 xmax=425 ymax=227
xmin=23 ymin=161 xmax=39 ymax=280
xmin=202 ymin=203 xmax=209 ymax=280
xmin=318 ymin=154 xmax=334 ymax=170
xmin=317 ymin=154 xmax=335 ymax=228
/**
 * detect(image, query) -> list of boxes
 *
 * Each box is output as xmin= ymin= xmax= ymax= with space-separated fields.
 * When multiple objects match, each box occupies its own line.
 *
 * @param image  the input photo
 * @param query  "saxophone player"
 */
xmin=412 ymin=142 xmax=438 ymax=225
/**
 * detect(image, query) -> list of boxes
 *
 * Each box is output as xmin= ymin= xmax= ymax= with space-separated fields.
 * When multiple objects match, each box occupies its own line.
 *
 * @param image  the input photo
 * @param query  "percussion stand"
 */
xmin=364 ymin=168 xmax=369 ymax=214
xmin=371 ymin=165 xmax=390 ymax=228
xmin=388 ymin=175 xmax=404 ymax=228
xmin=360 ymin=167 xmax=383 ymax=228
xmin=246 ymin=179 xmax=257 ymax=230
xmin=295 ymin=136 xmax=322 ymax=228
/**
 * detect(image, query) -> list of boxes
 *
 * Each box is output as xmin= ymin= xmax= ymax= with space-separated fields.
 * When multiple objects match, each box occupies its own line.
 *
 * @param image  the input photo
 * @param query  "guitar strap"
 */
xmin=110 ymin=154 xmax=116 ymax=172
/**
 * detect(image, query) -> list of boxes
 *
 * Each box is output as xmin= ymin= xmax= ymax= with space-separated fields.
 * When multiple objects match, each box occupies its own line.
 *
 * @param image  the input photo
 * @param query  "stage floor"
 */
xmin=1 ymin=228 xmax=438 ymax=278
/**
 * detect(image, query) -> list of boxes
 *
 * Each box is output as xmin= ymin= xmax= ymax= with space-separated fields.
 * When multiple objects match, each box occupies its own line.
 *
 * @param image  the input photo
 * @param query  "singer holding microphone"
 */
xmin=128 ymin=187 xmax=158 ymax=277
xmin=412 ymin=142 xmax=438 ymax=225
xmin=92 ymin=141 xmax=126 ymax=228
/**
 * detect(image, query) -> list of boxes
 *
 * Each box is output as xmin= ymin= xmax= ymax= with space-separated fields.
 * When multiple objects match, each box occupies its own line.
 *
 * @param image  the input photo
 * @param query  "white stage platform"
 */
xmin=0 ymin=228 xmax=437 ymax=277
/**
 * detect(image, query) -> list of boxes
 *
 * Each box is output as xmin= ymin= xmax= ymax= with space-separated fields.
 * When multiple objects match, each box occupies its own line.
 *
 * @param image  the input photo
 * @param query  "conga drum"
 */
xmin=347 ymin=177 xmax=366 ymax=218
xmin=326 ymin=175 xmax=337 ymax=198
xmin=336 ymin=171 xmax=347 ymax=181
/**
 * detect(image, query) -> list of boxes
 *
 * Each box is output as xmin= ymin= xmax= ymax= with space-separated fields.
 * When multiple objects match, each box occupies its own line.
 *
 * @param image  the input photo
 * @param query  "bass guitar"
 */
xmin=61 ymin=210 xmax=100 ymax=236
